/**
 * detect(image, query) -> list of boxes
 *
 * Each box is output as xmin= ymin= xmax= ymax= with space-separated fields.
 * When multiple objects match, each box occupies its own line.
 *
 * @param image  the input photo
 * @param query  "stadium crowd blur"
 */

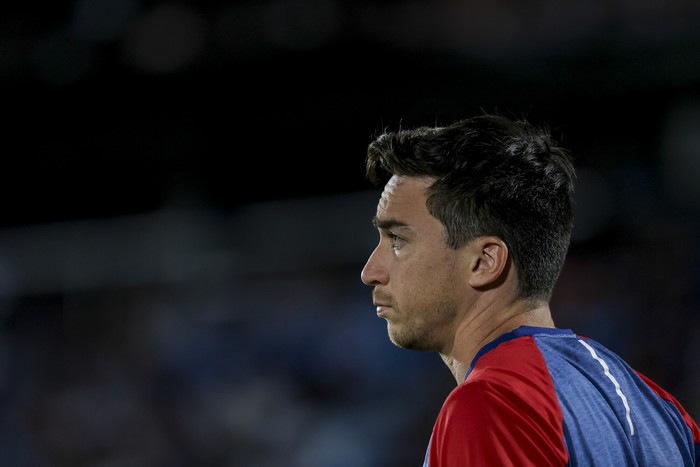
xmin=1 ymin=0 xmax=700 ymax=466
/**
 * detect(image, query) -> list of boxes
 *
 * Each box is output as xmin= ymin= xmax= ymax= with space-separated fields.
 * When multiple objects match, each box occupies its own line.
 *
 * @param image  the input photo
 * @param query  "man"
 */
xmin=360 ymin=113 xmax=700 ymax=465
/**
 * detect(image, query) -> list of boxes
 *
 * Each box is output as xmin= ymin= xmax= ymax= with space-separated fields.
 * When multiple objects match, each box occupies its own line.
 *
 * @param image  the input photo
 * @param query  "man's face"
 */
xmin=361 ymin=175 xmax=473 ymax=353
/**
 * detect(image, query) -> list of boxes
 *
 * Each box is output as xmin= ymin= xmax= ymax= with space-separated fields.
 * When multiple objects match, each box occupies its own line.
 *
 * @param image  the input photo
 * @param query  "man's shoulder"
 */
xmin=470 ymin=333 xmax=550 ymax=379
xmin=442 ymin=342 xmax=564 ymax=428
xmin=457 ymin=334 xmax=562 ymax=407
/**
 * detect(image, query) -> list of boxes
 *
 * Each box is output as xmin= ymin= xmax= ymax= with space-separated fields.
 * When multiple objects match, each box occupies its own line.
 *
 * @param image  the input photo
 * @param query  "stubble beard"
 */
xmin=377 ymin=289 xmax=457 ymax=352
xmin=387 ymin=308 xmax=452 ymax=352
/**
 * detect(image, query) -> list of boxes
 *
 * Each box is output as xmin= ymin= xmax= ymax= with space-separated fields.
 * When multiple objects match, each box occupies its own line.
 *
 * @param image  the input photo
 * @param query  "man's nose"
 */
xmin=360 ymin=247 xmax=387 ymax=286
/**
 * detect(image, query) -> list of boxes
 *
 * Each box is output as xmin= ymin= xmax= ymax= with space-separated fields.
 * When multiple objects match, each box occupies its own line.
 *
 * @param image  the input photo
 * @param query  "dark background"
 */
xmin=1 ymin=1 xmax=699 ymax=466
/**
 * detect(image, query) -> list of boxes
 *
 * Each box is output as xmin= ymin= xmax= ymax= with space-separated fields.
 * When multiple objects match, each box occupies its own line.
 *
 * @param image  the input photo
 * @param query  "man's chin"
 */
xmin=388 ymin=329 xmax=432 ymax=352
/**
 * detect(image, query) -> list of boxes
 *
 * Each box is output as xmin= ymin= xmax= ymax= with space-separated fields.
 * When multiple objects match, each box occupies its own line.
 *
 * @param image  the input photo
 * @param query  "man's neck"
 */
xmin=440 ymin=302 xmax=555 ymax=384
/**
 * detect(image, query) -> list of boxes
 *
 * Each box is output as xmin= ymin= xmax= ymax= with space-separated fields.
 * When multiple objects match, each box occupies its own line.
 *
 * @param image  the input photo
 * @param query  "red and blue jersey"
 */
xmin=423 ymin=326 xmax=700 ymax=466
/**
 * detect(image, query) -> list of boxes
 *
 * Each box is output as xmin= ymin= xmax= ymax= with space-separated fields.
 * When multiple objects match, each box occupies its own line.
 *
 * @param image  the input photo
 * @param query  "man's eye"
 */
xmin=389 ymin=233 xmax=406 ymax=250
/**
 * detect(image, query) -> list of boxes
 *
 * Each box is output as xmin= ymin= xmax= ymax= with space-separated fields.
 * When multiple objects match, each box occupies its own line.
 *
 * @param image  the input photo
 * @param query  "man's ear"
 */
xmin=468 ymin=237 xmax=509 ymax=289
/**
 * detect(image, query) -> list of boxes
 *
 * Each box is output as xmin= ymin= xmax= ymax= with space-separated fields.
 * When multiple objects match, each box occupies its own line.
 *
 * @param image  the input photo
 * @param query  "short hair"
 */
xmin=366 ymin=113 xmax=576 ymax=301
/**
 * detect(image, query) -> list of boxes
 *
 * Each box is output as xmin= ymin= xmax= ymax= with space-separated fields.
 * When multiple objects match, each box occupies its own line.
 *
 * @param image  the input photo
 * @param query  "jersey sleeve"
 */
xmin=427 ymin=371 xmax=568 ymax=466
xmin=635 ymin=370 xmax=700 ymax=465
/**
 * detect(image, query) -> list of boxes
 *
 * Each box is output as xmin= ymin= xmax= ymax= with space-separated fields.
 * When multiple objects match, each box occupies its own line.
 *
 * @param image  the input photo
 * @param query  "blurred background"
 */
xmin=2 ymin=0 xmax=700 ymax=466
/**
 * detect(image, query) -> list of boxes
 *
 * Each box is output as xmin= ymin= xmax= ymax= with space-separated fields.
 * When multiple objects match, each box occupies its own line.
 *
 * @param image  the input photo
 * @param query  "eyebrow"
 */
xmin=372 ymin=216 xmax=408 ymax=231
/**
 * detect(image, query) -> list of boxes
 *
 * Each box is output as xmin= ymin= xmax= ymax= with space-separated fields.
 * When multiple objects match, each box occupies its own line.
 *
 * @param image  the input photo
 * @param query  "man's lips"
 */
xmin=373 ymin=291 xmax=394 ymax=316
xmin=374 ymin=303 xmax=392 ymax=316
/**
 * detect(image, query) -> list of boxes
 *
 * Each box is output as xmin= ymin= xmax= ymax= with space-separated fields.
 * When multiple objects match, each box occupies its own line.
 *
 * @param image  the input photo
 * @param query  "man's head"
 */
xmin=364 ymin=113 xmax=575 ymax=303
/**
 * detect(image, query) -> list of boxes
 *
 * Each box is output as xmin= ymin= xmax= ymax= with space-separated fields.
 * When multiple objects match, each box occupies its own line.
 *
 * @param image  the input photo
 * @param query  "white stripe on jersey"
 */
xmin=578 ymin=339 xmax=635 ymax=436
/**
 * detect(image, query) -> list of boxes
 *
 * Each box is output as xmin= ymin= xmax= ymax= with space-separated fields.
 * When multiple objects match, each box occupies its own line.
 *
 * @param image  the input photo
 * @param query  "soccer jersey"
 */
xmin=423 ymin=326 xmax=700 ymax=466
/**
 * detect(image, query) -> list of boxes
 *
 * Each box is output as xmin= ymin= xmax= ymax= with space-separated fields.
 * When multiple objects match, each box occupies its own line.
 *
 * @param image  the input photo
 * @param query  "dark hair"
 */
xmin=366 ymin=113 xmax=576 ymax=301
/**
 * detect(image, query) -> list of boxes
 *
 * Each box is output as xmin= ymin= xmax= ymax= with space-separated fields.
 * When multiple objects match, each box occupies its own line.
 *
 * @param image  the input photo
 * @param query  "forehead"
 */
xmin=376 ymin=175 xmax=434 ymax=220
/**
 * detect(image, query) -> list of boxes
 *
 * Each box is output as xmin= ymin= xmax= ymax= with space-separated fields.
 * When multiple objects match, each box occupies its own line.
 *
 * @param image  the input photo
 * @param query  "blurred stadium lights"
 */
xmin=122 ymin=3 xmax=207 ymax=74
xmin=1 ymin=0 xmax=699 ymax=86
